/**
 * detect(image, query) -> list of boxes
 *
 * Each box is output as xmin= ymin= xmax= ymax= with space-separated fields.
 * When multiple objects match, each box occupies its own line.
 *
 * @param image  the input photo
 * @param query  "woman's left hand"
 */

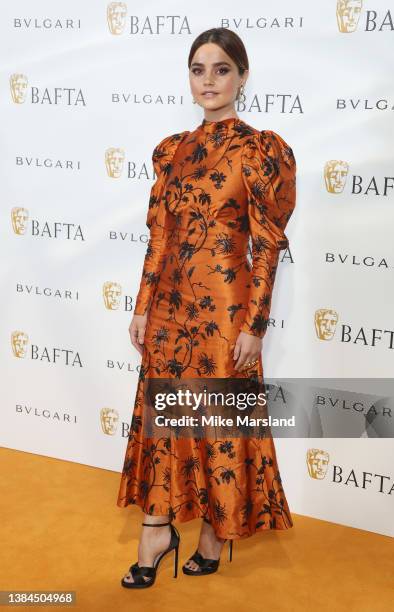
xmin=232 ymin=331 xmax=262 ymax=372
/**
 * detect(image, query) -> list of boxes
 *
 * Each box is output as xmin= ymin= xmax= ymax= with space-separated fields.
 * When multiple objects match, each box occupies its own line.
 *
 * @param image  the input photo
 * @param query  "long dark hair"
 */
xmin=188 ymin=27 xmax=249 ymax=76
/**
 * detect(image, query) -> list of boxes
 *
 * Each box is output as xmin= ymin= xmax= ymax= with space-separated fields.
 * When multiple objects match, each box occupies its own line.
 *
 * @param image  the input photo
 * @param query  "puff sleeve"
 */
xmin=133 ymin=131 xmax=187 ymax=316
xmin=239 ymin=129 xmax=296 ymax=338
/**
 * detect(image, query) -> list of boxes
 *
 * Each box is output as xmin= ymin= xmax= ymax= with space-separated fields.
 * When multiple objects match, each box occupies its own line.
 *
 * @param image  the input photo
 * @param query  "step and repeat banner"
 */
xmin=1 ymin=1 xmax=393 ymax=537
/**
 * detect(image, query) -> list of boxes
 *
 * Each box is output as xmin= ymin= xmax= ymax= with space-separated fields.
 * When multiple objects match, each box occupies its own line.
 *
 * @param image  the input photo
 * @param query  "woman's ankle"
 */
xmin=142 ymin=513 xmax=169 ymax=526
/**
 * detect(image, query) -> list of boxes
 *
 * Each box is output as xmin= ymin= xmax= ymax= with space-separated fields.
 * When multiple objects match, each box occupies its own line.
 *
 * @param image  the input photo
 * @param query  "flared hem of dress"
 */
xmin=116 ymin=497 xmax=294 ymax=541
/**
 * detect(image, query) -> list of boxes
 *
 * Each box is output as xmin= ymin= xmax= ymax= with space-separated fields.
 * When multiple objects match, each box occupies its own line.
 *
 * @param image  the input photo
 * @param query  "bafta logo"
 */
xmin=100 ymin=407 xmax=119 ymax=435
xmin=11 ymin=330 xmax=29 ymax=358
xmin=105 ymin=147 xmax=125 ymax=178
xmin=324 ymin=160 xmax=349 ymax=193
xmin=314 ymin=309 xmax=339 ymax=341
xmin=336 ymin=0 xmax=363 ymax=33
xmin=107 ymin=2 xmax=127 ymax=35
xmin=10 ymin=73 xmax=28 ymax=104
xmin=11 ymin=207 xmax=29 ymax=235
xmin=307 ymin=448 xmax=330 ymax=479
xmin=103 ymin=281 xmax=122 ymax=310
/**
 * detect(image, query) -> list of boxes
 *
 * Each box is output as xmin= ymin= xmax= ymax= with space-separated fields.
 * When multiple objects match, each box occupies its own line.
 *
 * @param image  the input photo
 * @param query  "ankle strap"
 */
xmin=142 ymin=521 xmax=170 ymax=527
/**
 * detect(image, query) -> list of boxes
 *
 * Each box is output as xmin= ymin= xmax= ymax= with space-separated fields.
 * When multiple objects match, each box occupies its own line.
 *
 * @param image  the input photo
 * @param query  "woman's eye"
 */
xmin=191 ymin=67 xmax=229 ymax=75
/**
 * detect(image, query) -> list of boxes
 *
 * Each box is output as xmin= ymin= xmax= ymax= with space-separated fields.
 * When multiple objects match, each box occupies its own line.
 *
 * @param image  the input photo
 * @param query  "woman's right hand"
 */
xmin=129 ymin=312 xmax=148 ymax=356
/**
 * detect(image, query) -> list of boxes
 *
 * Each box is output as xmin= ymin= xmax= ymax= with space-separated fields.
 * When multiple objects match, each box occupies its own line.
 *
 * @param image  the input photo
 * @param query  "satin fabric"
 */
xmin=117 ymin=117 xmax=296 ymax=539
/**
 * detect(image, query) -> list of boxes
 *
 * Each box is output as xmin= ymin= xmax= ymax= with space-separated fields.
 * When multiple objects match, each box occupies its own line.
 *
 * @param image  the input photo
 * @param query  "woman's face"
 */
xmin=189 ymin=42 xmax=247 ymax=116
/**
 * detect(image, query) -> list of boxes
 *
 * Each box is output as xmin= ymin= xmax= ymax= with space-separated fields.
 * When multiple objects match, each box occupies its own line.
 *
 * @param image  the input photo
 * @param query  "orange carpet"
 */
xmin=0 ymin=447 xmax=392 ymax=611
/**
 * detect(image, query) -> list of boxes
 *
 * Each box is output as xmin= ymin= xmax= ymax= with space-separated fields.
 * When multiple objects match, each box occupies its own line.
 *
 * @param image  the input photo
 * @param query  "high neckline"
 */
xmin=200 ymin=116 xmax=241 ymax=133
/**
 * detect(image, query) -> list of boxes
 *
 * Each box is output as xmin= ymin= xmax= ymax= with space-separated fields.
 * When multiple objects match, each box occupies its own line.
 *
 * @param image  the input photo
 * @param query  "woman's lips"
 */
xmin=202 ymin=92 xmax=218 ymax=97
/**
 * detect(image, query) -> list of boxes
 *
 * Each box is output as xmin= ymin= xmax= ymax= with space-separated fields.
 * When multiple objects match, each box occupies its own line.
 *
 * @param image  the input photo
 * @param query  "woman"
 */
xmin=117 ymin=27 xmax=296 ymax=588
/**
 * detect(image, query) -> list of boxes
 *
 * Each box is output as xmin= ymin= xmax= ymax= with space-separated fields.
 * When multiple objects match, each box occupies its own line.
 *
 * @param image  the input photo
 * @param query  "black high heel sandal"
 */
xmin=182 ymin=517 xmax=233 ymax=576
xmin=121 ymin=521 xmax=180 ymax=589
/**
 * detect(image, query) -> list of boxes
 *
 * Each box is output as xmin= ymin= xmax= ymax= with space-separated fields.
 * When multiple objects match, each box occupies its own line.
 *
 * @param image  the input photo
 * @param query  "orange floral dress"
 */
xmin=117 ymin=116 xmax=296 ymax=540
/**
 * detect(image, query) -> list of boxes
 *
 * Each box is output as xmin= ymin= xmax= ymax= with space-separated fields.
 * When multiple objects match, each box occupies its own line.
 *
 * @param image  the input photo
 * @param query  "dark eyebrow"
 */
xmin=190 ymin=61 xmax=231 ymax=68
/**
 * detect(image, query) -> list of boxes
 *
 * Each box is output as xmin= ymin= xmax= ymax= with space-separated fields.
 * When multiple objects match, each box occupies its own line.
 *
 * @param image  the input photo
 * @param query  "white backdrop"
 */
xmin=1 ymin=1 xmax=393 ymax=537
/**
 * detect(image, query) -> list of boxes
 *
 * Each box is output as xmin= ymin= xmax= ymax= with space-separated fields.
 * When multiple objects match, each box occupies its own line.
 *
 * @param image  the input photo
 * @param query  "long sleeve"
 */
xmin=239 ymin=129 xmax=296 ymax=338
xmin=133 ymin=131 xmax=188 ymax=315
